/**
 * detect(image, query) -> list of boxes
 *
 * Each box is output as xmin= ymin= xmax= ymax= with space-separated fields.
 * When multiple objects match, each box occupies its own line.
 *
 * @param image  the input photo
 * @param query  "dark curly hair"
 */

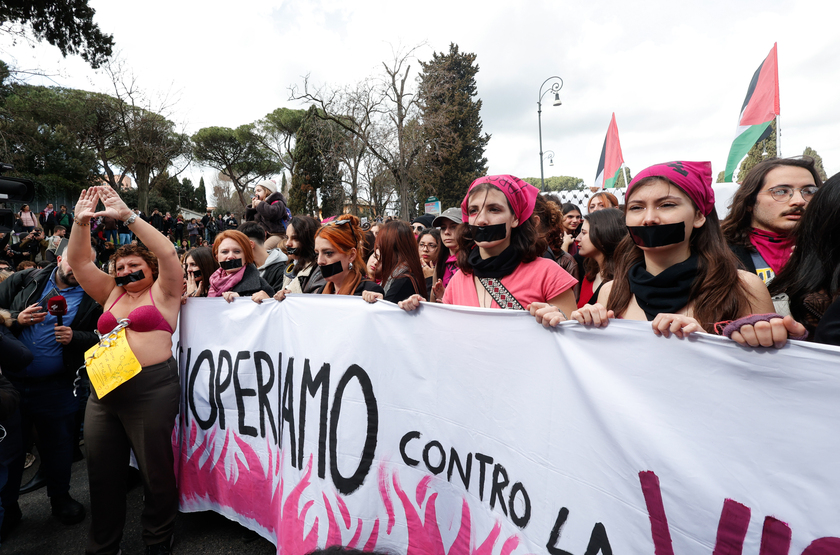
xmin=110 ymin=243 xmax=159 ymax=281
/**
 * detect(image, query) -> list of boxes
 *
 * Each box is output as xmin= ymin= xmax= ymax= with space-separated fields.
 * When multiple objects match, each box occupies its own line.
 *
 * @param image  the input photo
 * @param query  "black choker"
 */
xmin=628 ymin=254 xmax=699 ymax=320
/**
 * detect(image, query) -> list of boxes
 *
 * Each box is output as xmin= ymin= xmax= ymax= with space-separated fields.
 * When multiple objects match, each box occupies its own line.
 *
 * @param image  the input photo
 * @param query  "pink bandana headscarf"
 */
xmin=461 ymin=175 xmax=540 ymax=223
xmin=628 ymin=161 xmax=715 ymax=216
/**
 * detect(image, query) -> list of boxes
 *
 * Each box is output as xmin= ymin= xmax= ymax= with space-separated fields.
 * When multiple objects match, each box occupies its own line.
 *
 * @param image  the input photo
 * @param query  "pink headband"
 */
xmin=627 ymin=161 xmax=715 ymax=216
xmin=461 ymin=175 xmax=540 ymax=223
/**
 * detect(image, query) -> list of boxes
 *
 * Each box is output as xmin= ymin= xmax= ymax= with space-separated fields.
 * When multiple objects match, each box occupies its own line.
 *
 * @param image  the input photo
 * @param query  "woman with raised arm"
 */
xmin=400 ymin=175 xmax=577 ymax=317
xmin=536 ymin=161 xmax=806 ymax=347
xmin=66 ymin=185 xmax=182 ymax=555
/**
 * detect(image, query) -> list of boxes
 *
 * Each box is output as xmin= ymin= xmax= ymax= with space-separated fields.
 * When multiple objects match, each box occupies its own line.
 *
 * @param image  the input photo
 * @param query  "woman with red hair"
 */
xmin=209 ymin=230 xmax=273 ymax=302
xmin=315 ymin=215 xmax=384 ymax=296
xmin=587 ymin=191 xmax=619 ymax=213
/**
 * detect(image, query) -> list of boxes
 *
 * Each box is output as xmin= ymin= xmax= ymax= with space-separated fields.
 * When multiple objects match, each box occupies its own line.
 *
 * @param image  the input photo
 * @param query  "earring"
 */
xmin=348 ymin=262 xmax=354 ymax=270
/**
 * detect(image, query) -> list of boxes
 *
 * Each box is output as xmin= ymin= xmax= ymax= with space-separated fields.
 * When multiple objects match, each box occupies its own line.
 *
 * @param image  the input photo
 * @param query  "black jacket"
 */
xmin=0 ymin=324 xmax=33 ymax=375
xmin=383 ymin=276 xmax=421 ymax=303
xmin=261 ymin=261 xmax=286 ymax=293
xmin=0 ymin=372 xmax=20 ymax=421
xmin=231 ymin=264 xmax=274 ymax=297
xmin=150 ymin=212 xmax=165 ymax=231
xmin=0 ymin=265 xmax=102 ymax=379
xmin=353 ymin=279 xmax=385 ymax=297
xmin=245 ymin=192 xmax=289 ymax=234
xmin=814 ymin=297 xmax=840 ymax=347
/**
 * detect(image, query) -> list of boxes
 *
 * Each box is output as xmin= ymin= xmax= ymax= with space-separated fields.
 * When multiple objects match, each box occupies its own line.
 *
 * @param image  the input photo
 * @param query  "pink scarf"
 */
xmin=442 ymin=254 xmax=459 ymax=288
xmin=208 ymin=265 xmax=246 ymax=297
xmin=750 ymin=229 xmax=793 ymax=274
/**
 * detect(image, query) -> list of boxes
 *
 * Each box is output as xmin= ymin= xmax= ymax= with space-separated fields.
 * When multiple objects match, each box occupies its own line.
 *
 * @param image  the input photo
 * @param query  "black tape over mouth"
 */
xmin=469 ymin=223 xmax=508 ymax=243
xmin=115 ymin=270 xmax=145 ymax=287
xmin=219 ymin=258 xmax=244 ymax=270
xmin=319 ymin=260 xmax=344 ymax=278
xmin=627 ymin=222 xmax=686 ymax=248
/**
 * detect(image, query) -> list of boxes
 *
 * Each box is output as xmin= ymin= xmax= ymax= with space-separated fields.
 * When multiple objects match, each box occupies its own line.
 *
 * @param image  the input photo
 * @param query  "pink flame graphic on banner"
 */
xmin=175 ymin=421 xmax=533 ymax=555
xmin=376 ymin=461 xmax=534 ymax=555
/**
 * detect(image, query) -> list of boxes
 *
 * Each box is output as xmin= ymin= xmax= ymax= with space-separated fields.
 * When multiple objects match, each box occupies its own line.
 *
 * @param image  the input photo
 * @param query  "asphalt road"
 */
xmin=4 ymin=449 xmax=277 ymax=555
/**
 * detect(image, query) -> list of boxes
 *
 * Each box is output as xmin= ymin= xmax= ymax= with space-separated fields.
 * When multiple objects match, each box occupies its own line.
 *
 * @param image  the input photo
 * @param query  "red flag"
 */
xmin=594 ymin=113 xmax=625 ymax=189
xmin=724 ymin=44 xmax=780 ymax=181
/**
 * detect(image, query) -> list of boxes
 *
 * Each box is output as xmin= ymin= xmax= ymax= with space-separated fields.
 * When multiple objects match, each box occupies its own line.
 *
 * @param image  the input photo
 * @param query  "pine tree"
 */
xmin=738 ymin=119 xmax=777 ymax=180
xmin=290 ymin=106 xmax=325 ymax=216
xmin=417 ymin=43 xmax=490 ymax=210
xmin=614 ymin=167 xmax=632 ymax=189
xmin=319 ymin=122 xmax=345 ymax=218
xmin=802 ymin=147 xmax=827 ymax=181
xmin=195 ymin=176 xmax=208 ymax=211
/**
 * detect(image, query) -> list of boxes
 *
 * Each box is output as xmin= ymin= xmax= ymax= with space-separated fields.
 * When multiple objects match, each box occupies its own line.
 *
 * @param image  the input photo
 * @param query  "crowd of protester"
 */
xmin=0 ymin=156 xmax=837 ymax=554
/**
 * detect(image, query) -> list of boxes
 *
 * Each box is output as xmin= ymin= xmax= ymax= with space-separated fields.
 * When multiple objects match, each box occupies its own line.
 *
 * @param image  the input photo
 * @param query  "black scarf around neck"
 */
xmin=627 ymin=254 xmax=699 ymax=321
xmin=468 ymin=244 xmax=522 ymax=279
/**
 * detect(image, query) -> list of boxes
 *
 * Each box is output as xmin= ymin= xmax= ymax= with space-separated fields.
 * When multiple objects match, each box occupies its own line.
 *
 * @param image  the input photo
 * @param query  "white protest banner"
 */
xmin=173 ymin=295 xmax=840 ymax=555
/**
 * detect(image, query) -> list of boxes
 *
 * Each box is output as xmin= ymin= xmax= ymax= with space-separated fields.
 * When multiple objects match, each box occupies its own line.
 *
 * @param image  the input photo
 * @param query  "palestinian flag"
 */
xmin=724 ymin=43 xmax=780 ymax=181
xmin=594 ymin=113 xmax=625 ymax=189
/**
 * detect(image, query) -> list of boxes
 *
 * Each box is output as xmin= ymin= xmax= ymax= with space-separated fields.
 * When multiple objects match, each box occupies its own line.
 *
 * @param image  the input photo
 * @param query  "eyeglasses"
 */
xmin=418 ymin=242 xmax=437 ymax=250
xmin=412 ymin=225 xmax=425 ymax=232
xmin=765 ymin=185 xmax=819 ymax=202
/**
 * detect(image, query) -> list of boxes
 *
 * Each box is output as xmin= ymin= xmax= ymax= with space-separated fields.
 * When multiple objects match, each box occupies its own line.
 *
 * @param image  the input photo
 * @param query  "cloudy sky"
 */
xmin=3 ymin=0 xmax=838 ymax=199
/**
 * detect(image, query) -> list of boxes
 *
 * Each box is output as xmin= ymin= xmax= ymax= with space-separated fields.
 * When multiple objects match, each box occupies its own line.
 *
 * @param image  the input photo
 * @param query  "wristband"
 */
xmin=718 ymin=313 xmax=809 ymax=341
xmin=74 ymin=218 xmax=90 ymax=227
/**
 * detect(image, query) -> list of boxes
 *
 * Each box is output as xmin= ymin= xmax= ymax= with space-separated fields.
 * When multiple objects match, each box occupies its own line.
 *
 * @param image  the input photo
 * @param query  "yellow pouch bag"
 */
xmin=84 ymin=321 xmax=142 ymax=398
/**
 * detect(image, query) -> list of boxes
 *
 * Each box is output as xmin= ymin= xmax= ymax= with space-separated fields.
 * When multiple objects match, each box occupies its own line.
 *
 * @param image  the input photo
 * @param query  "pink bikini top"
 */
xmin=97 ymin=289 xmax=175 ymax=334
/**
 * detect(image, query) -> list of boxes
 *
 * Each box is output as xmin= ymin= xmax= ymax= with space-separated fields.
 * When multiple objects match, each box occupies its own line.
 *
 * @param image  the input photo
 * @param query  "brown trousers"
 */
xmin=84 ymin=357 xmax=180 ymax=555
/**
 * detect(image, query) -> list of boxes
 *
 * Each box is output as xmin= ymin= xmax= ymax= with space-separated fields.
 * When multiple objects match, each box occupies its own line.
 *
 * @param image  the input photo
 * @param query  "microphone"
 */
xmin=48 ymin=295 xmax=67 ymax=327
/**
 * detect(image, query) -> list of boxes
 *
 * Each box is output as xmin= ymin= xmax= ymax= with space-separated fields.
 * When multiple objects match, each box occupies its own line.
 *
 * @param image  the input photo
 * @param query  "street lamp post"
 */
xmin=543 ymin=150 xmax=555 ymax=167
xmin=538 ymin=76 xmax=563 ymax=192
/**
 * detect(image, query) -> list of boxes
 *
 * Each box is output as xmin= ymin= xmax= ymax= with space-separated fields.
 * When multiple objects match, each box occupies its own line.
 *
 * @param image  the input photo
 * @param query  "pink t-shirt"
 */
xmin=442 ymin=257 xmax=577 ymax=309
